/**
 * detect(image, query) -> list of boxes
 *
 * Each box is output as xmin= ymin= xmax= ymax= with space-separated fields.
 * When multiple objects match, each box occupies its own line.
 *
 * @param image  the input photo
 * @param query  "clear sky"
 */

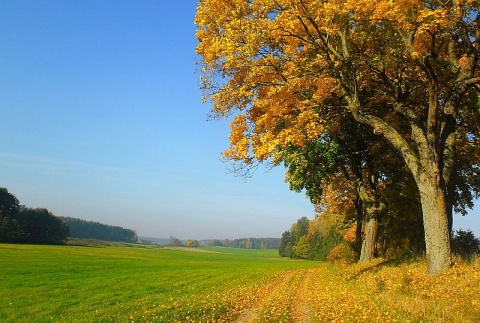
xmin=0 ymin=1 xmax=478 ymax=240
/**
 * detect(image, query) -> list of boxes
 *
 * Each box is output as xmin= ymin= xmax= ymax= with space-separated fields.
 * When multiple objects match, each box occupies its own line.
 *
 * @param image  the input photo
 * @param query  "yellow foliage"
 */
xmin=327 ymin=242 xmax=358 ymax=264
xmin=343 ymin=224 xmax=357 ymax=244
xmin=308 ymin=212 xmax=346 ymax=238
xmin=196 ymin=0 xmax=478 ymax=167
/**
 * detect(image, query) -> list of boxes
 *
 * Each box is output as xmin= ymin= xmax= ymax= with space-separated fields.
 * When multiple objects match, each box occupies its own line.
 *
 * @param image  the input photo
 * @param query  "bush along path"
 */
xmin=214 ymin=259 xmax=480 ymax=323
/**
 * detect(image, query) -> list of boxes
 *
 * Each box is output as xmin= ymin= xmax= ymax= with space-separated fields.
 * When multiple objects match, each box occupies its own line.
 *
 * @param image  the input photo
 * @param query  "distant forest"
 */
xmin=1 ymin=187 xmax=138 ymax=244
xmin=1 ymin=187 xmax=68 ymax=244
xmin=2 ymin=187 xmax=281 ymax=248
xmin=60 ymin=217 xmax=137 ymax=243
xmin=139 ymin=237 xmax=281 ymax=249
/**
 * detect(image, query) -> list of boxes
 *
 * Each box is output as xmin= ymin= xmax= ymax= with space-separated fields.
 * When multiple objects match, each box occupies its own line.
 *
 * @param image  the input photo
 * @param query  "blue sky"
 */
xmin=0 ymin=1 xmax=478 ymax=240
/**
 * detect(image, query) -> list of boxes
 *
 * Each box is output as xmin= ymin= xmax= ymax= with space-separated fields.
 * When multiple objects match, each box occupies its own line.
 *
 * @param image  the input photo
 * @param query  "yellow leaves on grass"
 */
xmin=253 ymin=258 xmax=479 ymax=322
xmin=344 ymin=258 xmax=480 ymax=322
xmin=143 ymin=260 xmax=479 ymax=322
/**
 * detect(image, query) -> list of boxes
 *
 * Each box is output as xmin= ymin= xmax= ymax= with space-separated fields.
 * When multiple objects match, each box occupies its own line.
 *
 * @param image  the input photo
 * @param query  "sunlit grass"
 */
xmin=1 ymin=244 xmax=478 ymax=322
xmin=0 ymin=244 xmax=315 ymax=322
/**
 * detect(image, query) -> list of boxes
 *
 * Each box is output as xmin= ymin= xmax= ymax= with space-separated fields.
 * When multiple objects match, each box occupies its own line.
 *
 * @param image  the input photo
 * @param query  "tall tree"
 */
xmin=0 ymin=187 xmax=23 ymax=242
xmin=196 ymin=0 xmax=480 ymax=274
xmin=279 ymin=217 xmax=310 ymax=258
xmin=0 ymin=187 xmax=20 ymax=217
xmin=280 ymin=118 xmax=393 ymax=262
xmin=279 ymin=230 xmax=294 ymax=257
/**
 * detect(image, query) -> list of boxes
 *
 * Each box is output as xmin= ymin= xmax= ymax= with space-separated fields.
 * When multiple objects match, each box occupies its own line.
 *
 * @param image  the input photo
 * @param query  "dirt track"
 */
xmin=223 ymin=260 xmax=480 ymax=323
xmin=227 ymin=264 xmax=387 ymax=323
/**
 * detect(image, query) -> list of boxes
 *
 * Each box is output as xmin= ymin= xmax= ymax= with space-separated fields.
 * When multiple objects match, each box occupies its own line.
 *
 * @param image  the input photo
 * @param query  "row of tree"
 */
xmin=60 ymin=217 xmax=137 ymax=243
xmin=205 ymin=237 xmax=281 ymax=249
xmin=279 ymin=217 xmax=344 ymax=261
xmin=195 ymin=0 xmax=480 ymax=274
xmin=0 ymin=188 xmax=69 ymax=244
xmin=280 ymin=215 xmax=479 ymax=262
xmin=166 ymin=236 xmax=281 ymax=249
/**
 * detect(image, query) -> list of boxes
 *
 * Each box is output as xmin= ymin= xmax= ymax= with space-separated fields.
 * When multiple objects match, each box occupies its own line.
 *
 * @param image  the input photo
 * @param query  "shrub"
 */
xmin=293 ymin=235 xmax=310 ymax=259
xmin=451 ymin=229 xmax=480 ymax=259
xmin=308 ymin=229 xmax=343 ymax=261
xmin=327 ymin=242 xmax=357 ymax=264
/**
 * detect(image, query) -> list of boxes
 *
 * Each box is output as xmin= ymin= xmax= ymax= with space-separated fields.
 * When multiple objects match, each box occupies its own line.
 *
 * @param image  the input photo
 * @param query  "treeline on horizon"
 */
xmin=60 ymin=217 xmax=137 ymax=243
xmin=0 ymin=187 xmax=137 ymax=244
xmin=147 ymin=236 xmax=280 ymax=249
xmin=1 ymin=187 xmax=280 ymax=249
xmin=202 ymin=237 xmax=280 ymax=249
xmin=0 ymin=187 xmax=69 ymax=244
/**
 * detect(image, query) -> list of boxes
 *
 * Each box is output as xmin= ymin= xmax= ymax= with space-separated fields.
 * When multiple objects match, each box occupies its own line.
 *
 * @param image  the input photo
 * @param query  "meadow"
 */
xmin=1 ymin=244 xmax=479 ymax=322
xmin=0 ymin=244 xmax=316 ymax=322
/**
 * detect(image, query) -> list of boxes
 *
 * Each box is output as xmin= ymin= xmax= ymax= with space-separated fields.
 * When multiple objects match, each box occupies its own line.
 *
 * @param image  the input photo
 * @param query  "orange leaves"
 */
xmin=343 ymin=224 xmax=357 ymax=243
xmin=198 ymin=0 xmax=403 ymax=165
xmin=459 ymin=55 xmax=470 ymax=68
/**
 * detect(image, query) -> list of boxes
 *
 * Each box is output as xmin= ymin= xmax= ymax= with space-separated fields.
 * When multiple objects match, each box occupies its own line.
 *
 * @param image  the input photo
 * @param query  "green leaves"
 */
xmin=282 ymin=136 xmax=347 ymax=203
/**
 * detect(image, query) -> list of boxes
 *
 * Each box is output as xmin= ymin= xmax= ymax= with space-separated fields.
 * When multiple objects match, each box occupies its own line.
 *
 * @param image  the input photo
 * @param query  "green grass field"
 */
xmin=2 ymin=244 xmax=479 ymax=322
xmin=0 ymin=244 xmax=316 ymax=322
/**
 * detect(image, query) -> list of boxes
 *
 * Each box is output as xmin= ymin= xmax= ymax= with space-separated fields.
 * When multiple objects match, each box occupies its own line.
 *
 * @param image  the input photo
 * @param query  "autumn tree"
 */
xmin=281 ymin=117 xmax=395 ymax=262
xmin=196 ymin=0 xmax=480 ymax=274
xmin=185 ymin=239 xmax=200 ymax=247
xmin=279 ymin=216 xmax=309 ymax=258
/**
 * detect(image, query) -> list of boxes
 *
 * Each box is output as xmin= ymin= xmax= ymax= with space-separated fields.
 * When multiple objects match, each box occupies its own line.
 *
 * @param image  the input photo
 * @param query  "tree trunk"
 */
xmin=349 ymin=111 xmax=453 ymax=273
xmin=417 ymin=176 xmax=452 ymax=275
xmin=356 ymin=182 xmax=385 ymax=263
xmin=359 ymin=215 xmax=379 ymax=263
xmin=354 ymin=197 xmax=363 ymax=252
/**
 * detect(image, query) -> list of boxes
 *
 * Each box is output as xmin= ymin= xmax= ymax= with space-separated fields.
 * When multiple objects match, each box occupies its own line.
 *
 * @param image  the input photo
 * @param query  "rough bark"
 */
xmin=359 ymin=215 xmax=379 ymax=263
xmin=417 ymin=175 xmax=452 ymax=275
xmin=348 ymin=100 xmax=452 ymax=272
xmin=357 ymin=181 xmax=386 ymax=263
xmin=354 ymin=197 xmax=363 ymax=250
